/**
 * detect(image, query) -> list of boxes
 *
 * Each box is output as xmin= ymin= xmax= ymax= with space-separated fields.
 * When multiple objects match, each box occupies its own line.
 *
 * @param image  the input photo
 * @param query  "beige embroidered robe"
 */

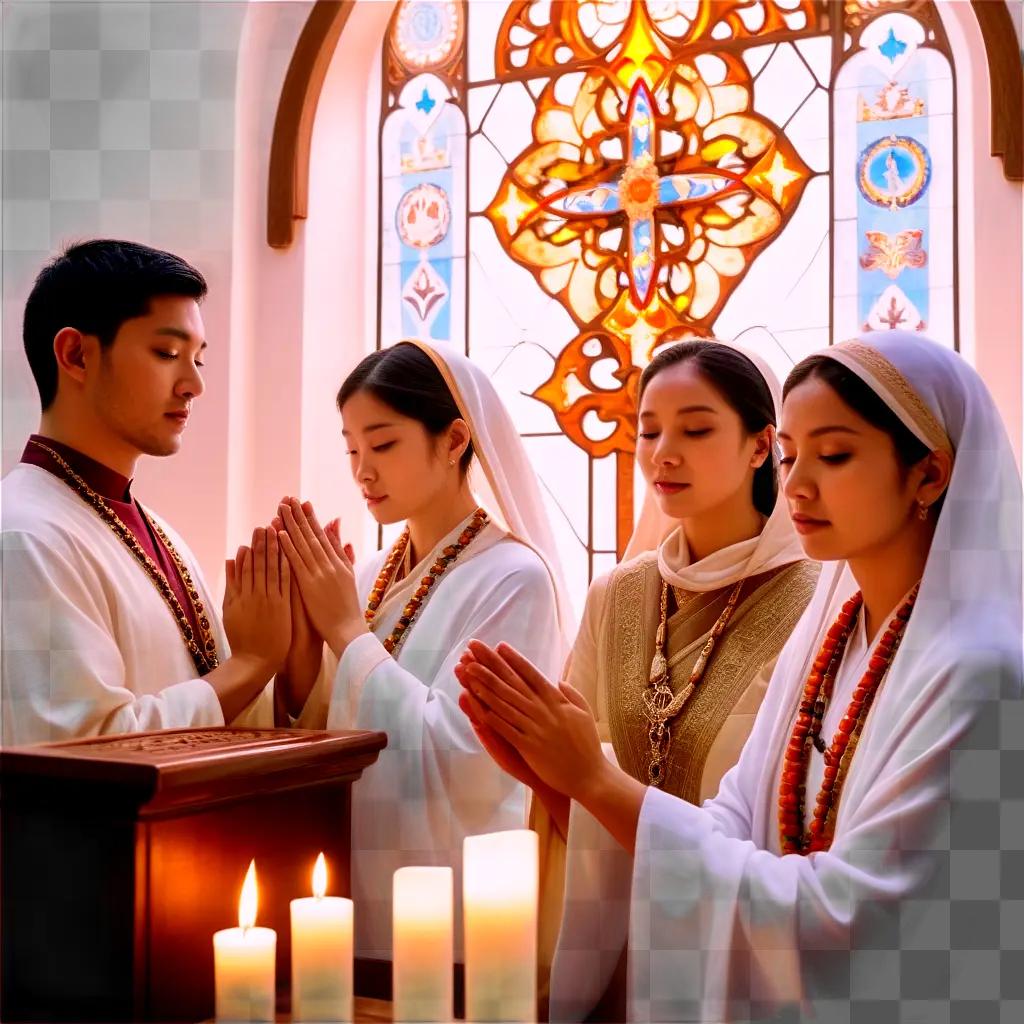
xmin=534 ymin=552 xmax=819 ymax=1006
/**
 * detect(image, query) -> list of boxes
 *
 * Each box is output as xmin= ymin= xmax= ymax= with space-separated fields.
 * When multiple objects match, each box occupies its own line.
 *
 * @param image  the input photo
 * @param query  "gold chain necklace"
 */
xmin=28 ymin=440 xmax=219 ymax=675
xmin=641 ymin=577 xmax=745 ymax=786
xmin=365 ymin=508 xmax=489 ymax=656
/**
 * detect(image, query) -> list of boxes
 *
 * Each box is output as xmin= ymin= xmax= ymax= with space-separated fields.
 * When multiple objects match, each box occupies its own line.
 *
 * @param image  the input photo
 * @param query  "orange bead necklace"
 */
xmin=365 ymin=508 xmax=489 ymax=655
xmin=778 ymin=583 xmax=918 ymax=854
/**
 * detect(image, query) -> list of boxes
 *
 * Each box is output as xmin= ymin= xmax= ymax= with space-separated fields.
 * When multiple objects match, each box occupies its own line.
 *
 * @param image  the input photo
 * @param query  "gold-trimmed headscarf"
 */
xmin=823 ymin=338 xmax=953 ymax=455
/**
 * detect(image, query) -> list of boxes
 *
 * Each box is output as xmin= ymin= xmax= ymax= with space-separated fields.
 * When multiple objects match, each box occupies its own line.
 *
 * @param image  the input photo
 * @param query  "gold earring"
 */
xmin=916 ymin=500 xmax=929 ymax=521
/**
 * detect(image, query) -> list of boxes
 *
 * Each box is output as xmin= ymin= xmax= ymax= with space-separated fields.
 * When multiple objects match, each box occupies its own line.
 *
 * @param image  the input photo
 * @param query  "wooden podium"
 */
xmin=1 ymin=727 xmax=386 ymax=1023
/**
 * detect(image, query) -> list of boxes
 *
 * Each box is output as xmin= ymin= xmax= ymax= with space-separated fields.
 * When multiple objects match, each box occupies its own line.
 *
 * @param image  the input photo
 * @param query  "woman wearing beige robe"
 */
xmin=464 ymin=339 xmax=819 ymax=1013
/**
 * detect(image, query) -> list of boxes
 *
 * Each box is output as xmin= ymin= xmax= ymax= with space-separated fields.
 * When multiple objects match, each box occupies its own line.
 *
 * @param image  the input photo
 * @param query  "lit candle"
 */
xmin=393 ymin=866 xmax=454 ymax=1022
xmin=463 ymin=830 xmax=538 ymax=1023
xmin=290 ymin=852 xmax=353 ymax=1022
xmin=213 ymin=860 xmax=276 ymax=1022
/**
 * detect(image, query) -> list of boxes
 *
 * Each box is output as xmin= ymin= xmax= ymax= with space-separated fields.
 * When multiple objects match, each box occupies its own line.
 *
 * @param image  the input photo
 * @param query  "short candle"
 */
xmin=213 ymin=860 xmax=276 ymax=1022
xmin=290 ymin=852 xmax=353 ymax=1022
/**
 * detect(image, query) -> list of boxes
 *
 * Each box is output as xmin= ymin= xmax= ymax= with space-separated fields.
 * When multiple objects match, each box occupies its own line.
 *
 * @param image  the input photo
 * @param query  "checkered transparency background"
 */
xmin=1 ymin=0 xmax=246 ymax=473
xmin=2 ymin=3 xmax=1023 ymax=1021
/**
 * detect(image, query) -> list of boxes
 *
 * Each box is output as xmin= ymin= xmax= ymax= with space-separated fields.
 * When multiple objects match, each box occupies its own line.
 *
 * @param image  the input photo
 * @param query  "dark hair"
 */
xmin=783 ymin=356 xmax=931 ymax=467
xmin=336 ymin=343 xmax=475 ymax=474
xmin=23 ymin=239 xmax=208 ymax=410
xmin=639 ymin=339 xmax=778 ymax=516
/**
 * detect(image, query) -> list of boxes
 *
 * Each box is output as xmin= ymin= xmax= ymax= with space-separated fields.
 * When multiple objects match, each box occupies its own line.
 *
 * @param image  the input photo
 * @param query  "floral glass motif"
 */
xmin=377 ymin=0 xmax=957 ymax=594
xmin=486 ymin=1 xmax=815 ymax=470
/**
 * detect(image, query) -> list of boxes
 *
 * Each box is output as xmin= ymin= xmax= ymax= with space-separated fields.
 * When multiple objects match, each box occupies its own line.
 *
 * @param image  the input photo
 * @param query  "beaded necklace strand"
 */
xmin=779 ymin=583 xmax=919 ymax=854
xmin=365 ymin=508 xmax=489 ymax=655
xmin=27 ymin=439 xmax=219 ymax=675
xmin=642 ymin=577 xmax=745 ymax=786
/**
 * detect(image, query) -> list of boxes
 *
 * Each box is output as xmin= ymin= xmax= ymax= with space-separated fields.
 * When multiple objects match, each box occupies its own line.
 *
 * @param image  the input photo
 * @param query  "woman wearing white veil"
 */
xmin=459 ymin=331 xmax=1022 ymax=1021
xmin=275 ymin=339 xmax=572 ymax=964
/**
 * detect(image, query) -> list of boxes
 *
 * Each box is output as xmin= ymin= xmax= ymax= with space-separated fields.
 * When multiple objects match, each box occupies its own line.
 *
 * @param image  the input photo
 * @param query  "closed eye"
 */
xmin=820 ymin=453 xmax=851 ymax=464
xmin=683 ymin=428 xmax=712 ymax=438
xmin=371 ymin=441 xmax=396 ymax=452
xmin=638 ymin=432 xmax=660 ymax=441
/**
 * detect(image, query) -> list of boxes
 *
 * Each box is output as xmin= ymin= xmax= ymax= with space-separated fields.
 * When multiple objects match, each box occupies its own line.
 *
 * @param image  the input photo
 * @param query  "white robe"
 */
xmin=551 ymin=588 xmax=1013 ymax=1022
xmin=1 ymin=464 xmax=272 ymax=745
xmin=298 ymin=516 xmax=562 ymax=960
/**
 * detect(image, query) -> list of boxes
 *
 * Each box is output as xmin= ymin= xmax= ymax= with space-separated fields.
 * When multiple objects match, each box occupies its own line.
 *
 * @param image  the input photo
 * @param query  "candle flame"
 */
xmin=238 ymin=859 xmax=258 ymax=930
xmin=312 ymin=852 xmax=327 ymax=899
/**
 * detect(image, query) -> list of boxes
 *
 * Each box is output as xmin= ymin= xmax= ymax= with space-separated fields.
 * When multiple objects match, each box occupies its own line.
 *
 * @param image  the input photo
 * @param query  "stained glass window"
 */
xmin=377 ymin=0 xmax=957 ymax=615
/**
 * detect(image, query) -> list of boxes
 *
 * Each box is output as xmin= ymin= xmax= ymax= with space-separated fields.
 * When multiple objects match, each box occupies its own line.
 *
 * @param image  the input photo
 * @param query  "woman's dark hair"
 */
xmin=23 ymin=239 xmax=207 ymax=411
xmin=336 ymin=343 xmax=474 ymax=474
xmin=639 ymin=339 xmax=778 ymax=517
xmin=783 ymin=356 xmax=931 ymax=467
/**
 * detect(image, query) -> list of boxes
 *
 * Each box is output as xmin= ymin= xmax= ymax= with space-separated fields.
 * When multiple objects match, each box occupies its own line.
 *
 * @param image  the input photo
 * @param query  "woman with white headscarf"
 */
xmin=273 ymin=339 xmax=572 ymax=963
xmin=459 ymin=331 xmax=1022 ymax=1021
xmin=458 ymin=337 xmax=819 ymax=1009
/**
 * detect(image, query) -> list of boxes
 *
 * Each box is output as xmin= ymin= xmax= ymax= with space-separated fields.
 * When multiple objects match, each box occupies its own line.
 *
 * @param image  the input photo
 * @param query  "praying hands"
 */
xmin=276 ymin=497 xmax=365 ymax=658
xmin=455 ymin=639 xmax=648 ymax=852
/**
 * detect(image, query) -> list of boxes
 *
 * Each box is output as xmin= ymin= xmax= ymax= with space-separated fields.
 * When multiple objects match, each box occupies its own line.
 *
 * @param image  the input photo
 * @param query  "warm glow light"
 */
xmin=238 ymin=860 xmax=258 ymax=931
xmin=495 ymin=182 xmax=536 ymax=234
xmin=755 ymin=152 xmax=801 ymax=205
xmin=312 ymin=853 xmax=327 ymax=899
xmin=614 ymin=6 xmax=667 ymax=89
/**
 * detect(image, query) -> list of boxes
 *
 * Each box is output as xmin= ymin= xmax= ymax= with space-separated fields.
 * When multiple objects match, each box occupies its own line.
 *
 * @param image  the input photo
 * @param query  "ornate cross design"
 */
xmin=543 ymin=79 xmax=742 ymax=314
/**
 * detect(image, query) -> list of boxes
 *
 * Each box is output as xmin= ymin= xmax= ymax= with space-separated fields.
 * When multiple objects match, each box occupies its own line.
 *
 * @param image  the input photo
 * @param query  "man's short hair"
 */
xmin=23 ymin=239 xmax=208 ymax=410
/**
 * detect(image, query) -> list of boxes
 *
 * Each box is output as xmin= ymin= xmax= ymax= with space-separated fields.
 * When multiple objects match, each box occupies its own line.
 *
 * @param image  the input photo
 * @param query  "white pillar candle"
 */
xmin=393 ymin=866 xmax=454 ymax=1022
xmin=290 ymin=853 xmax=353 ymax=1022
xmin=213 ymin=860 xmax=276 ymax=1022
xmin=463 ymin=830 xmax=538 ymax=1023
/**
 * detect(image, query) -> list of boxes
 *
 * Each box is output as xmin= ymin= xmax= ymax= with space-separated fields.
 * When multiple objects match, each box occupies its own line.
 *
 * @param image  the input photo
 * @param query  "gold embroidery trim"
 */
xmin=831 ymin=340 xmax=952 ymax=454
xmin=606 ymin=558 xmax=820 ymax=802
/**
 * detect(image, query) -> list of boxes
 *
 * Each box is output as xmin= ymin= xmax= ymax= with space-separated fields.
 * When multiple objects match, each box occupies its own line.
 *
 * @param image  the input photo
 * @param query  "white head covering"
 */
xmin=755 ymin=332 xmax=1023 ymax=812
xmin=623 ymin=338 xmax=806 ymax=591
xmin=617 ymin=331 xmax=1022 ymax=1021
xmin=401 ymin=340 xmax=575 ymax=650
xmin=771 ymin=330 xmax=1022 ymax=712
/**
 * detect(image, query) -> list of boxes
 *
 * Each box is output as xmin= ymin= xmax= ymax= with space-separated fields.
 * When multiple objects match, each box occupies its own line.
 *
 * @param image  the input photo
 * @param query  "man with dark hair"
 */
xmin=2 ymin=240 xmax=291 ymax=744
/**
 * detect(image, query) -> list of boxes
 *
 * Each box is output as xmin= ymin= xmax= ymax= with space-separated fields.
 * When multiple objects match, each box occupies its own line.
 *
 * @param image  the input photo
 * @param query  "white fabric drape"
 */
xmin=408 ymin=339 xmax=574 ymax=649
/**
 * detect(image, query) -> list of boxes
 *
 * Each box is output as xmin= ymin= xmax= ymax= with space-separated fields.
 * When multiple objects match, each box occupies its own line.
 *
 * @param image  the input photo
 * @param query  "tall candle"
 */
xmin=393 ymin=866 xmax=454 ymax=1022
xmin=290 ymin=853 xmax=353 ymax=1022
xmin=213 ymin=860 xmax=276 ymax=1022
xmin=463 ymin=830 xmax=538 ymax=1023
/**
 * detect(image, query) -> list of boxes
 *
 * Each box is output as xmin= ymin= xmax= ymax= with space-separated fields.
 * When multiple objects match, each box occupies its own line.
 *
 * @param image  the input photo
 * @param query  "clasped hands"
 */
xmin=455 ymin=641 xmax=648 ymax=851
xmin=222 ymin=498 xmax=366 ymax=704
xmin=454 ymin=641 xmax=608 ymax=819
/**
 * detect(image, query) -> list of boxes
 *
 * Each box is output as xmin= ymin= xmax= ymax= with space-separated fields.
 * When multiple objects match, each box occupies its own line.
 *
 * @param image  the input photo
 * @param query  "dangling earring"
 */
xmin=916 ymin=499 xmax=929 ymax=521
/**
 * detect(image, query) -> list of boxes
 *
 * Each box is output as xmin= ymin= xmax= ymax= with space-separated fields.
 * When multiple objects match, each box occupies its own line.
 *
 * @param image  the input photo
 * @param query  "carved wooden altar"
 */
xmin=1 ymin=727 xmax=386 ymax=1023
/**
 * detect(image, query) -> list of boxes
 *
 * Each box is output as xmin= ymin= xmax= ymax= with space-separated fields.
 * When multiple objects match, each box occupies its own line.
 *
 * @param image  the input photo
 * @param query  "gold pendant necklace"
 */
xmin=28 ymin=440 xmax=219 ymax=675
xmin=642 ymin=577 xmax=745 ymax=786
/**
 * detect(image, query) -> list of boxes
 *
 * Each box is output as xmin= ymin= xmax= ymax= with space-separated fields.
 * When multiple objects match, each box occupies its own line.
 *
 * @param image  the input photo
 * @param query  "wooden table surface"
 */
xmin=354 ymin=996 xmax=396 ymax=1022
